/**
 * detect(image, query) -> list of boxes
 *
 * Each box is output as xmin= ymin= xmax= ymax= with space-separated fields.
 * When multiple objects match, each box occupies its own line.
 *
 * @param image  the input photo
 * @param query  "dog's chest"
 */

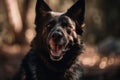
xmin=34 ymin=57 xmax=83 ymax=80
xmin=35 ymin=65 xmax=65 ymax=80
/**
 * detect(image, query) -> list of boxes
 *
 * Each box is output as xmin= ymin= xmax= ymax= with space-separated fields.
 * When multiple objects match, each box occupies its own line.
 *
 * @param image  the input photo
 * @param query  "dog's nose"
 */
xmin=52 ymin=30 xmax=63 ymax=42
xmin=52 ymin=31 xmax=62 ymax=39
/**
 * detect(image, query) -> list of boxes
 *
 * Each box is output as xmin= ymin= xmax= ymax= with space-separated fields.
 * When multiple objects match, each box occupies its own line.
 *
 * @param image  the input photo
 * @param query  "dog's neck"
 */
xmin=35 ymin=43 xmax=83 ymax=73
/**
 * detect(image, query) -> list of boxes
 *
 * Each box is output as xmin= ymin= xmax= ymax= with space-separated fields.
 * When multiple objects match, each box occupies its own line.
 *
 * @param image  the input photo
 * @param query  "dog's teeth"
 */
xmin=62 ymin=48 xmax=70 ymax=52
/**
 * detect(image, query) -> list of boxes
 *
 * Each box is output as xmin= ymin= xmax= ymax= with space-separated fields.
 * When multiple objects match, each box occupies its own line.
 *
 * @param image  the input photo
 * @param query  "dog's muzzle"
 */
xmin=47 ymin=28 xmax=68 ymax=61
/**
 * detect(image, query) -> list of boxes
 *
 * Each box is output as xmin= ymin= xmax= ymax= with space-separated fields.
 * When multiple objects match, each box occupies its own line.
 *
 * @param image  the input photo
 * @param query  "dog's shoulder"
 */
xmin=23 ymin=49 xmax=36 ymax=61
xmin=13 ymin=50 xmax=38 ymax=80
xmin=21 ymin=49 xmax=38 ymax=69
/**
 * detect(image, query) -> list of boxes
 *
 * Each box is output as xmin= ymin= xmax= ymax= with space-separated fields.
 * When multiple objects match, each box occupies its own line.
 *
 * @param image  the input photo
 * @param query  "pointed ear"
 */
xmin=35 ymin=0 xmax=52 ymax=25
xmin=66 ymin=0 xmax=85 ymax=26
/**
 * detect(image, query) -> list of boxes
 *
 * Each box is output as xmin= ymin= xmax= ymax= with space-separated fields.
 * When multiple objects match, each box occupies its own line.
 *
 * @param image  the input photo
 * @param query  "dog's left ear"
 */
xmin=65 ymin=0 xmax=85 ymax=34
xmin=35 ymin=0 xmax=52 ymax=25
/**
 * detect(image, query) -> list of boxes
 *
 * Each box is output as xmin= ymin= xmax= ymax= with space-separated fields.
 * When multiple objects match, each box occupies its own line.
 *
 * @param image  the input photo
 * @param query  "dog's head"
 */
xmin=33 ymin=0 xmax=85 ymax=61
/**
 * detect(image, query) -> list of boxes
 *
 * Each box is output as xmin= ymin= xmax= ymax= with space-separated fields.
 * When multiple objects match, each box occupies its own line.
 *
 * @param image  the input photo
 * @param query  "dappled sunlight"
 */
xmin=80 ymin=46 xmax=120 ymax=70
xmin=1 ymin=44 xmax=21 ymax=55
xmin=80 ymin=54 xmax=100 ymax=67
xmin=5 ymin=0 xmax=23 ymax=33
xmin=1 ymin=44 xmax=30 ymax=56
xmin=108 ymin=57 xmax=115 ymax=65
xmin=99 ymin=57 xmax=108 ymax=69
xmin=45 ymin=0 xmax=74 ymax=12
xmin=80 ymin=46 xmax=100 ymax=67
xmin=99 ymin=56 xmax=120 ymax=69
xmin=25 ymin=28 xmax=36 ymax=43
xmin=81 ymin=56 xmax=99 ymax=67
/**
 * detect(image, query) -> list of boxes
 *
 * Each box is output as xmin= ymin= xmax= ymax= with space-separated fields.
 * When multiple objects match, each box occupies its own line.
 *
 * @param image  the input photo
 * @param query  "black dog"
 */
xmin=14 ymin=0 xmax=85 ymax=80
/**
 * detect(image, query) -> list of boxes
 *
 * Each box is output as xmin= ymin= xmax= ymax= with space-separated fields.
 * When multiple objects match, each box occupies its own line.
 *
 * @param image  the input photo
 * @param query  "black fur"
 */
xmin=13 ymin=0 xmax=85 ymax=80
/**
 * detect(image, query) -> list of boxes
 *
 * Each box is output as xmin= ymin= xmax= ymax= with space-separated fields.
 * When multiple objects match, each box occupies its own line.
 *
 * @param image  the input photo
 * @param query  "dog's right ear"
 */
xmin=35 ymin=0 xmax=52 ymax=25
xmin=65 ymin=0 xmax=85 ymax=25
xmin=65 ymin=0 xmax=85 ymax=35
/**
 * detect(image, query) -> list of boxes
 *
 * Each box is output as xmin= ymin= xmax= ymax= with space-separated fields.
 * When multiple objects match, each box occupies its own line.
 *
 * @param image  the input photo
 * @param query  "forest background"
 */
xmin=0 ymin=0 xmax=120 ymax=80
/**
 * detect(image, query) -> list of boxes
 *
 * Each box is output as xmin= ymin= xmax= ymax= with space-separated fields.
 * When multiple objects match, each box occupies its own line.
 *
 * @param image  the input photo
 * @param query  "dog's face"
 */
xmin=33 ymin=0 xmax=85 ymax=61
xmin=46 ymin=12 xmax=79 ymax=61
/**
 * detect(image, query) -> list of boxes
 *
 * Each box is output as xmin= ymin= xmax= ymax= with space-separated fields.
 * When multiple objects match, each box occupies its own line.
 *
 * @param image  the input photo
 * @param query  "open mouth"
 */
xmin=49 ymin=39 xmax=67 ymax=61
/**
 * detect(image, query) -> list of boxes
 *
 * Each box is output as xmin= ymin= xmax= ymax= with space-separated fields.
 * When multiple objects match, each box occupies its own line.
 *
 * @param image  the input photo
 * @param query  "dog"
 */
xmin=13 ymin=0 xmax=85 ymax=80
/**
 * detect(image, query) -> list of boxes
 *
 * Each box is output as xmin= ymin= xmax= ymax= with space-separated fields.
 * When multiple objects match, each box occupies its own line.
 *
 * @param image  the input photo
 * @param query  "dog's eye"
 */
xmin=46 ymin=24 xmax=51 ymax=28
xmin=45 ymin=24 xmax=50 ymax=27
xmin=46 ymin=23 xmax=52 ymax=28
xmin=62 ymin=22 xmax=68 ymax=27
xmin=46 ymin=21 xmax=56 ymax=28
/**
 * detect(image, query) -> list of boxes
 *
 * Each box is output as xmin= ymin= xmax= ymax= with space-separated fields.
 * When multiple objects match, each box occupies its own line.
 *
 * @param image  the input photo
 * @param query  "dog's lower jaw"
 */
xmin=49 ymin=45 xmax=70 ymax=61
xmin=50 ymin=54 xmax=63 ymax=61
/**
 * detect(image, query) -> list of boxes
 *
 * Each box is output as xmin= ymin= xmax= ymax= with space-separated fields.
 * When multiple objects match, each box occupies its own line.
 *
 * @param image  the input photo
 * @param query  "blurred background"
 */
xmin=0 ymin=0 xmax=120 ymax=80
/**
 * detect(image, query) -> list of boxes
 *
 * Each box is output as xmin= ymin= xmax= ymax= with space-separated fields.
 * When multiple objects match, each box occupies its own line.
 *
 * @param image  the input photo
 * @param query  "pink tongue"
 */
xmin=55 ymin=44 xmax=61 ymax=51
xmin=52 ymin=45 xmax=62 ymax=55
